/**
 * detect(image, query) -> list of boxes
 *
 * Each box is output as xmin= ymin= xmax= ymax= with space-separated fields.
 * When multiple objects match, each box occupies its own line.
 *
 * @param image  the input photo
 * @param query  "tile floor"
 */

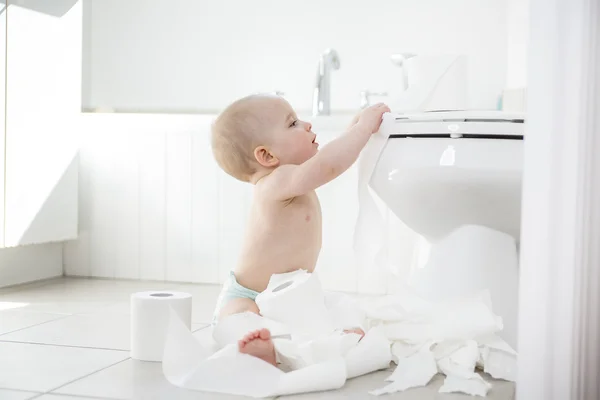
xmin=0 ymin=278 xmax=516 ymax=399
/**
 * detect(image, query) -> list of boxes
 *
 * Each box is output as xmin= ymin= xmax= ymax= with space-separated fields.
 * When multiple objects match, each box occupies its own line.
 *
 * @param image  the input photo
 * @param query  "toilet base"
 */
xmin=408 ymin=225 xmax=519 ymax=350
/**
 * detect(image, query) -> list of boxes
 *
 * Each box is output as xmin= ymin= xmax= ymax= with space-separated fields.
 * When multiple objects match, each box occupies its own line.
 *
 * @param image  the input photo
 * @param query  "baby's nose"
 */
xmin=304 ymin=121 xmax=312 ymax=131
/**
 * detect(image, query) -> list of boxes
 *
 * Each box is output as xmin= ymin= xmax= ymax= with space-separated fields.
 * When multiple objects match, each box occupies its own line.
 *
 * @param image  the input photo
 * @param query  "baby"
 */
xmin=210 ymin=93 xmax=390 ymax=365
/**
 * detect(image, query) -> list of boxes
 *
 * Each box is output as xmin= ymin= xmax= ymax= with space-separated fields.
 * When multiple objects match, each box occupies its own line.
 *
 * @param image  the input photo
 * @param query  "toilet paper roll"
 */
xmin=393 ymin=54 xmax=468 ymax=112
xmin=130 ymin=291 xmax=192 ymax=362
xmin=255 ymin=270 xmax=334 ymax=337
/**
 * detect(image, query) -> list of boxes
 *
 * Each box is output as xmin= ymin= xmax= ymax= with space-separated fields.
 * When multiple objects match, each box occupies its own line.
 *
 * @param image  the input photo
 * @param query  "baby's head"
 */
xmin=211 ymin=94 xmax=318 ymax=183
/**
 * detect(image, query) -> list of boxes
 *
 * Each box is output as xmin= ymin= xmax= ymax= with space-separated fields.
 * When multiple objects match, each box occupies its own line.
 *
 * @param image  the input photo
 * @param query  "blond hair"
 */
xmin=211 ymin=95 xmax=270 ymax=182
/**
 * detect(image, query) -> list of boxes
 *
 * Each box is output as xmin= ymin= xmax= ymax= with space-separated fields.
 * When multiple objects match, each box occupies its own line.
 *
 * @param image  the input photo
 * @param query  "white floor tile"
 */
xmin=0 ymin=389 xmax=40 ymax=400
xmin=54 ymin=358 xmax=271 ymax=400
xmin=1 ymin=278 xmax=183 ymax=302
xmin=0 ymin=289 xmax=113 ymax=315
xmin=1 ymin=279 xmax=220 ymax=322
xmin=0 ymin=313 xmax=131 ymax=350
xmin=0 ymin=309 xmax=67 ymax=335
xmin=0 ymin=342 xmax=128 ymax=392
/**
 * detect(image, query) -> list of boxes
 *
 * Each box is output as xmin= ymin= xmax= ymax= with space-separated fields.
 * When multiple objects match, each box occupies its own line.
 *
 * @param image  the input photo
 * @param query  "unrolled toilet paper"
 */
xmin=130 ymin=291 xmax=192 ymax=362
xmin=353 ymin=113 xmax=393 ymax=277
xmin=160 ymin=271 xmax=516 ymax=398
xmin=255 ymin=269 xmax=335 ymax=338
xmin=161 ymin=271 xmax=392 ymax=398
xmin=163 ymin=309 xmax=350 ymax=398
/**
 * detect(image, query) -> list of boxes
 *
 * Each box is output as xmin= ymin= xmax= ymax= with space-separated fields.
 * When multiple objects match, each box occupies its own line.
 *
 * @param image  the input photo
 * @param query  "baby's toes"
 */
xmin=258 ymin=328 xmax=271 ymax=340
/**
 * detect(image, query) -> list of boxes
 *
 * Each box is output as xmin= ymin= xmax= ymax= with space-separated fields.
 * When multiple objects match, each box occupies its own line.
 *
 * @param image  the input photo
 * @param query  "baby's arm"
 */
xmin=268 ymin=103 xmax=390 ymax=200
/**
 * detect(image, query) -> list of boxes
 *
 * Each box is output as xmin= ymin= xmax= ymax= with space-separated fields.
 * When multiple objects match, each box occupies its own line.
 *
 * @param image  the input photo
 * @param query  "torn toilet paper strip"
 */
xmin=439 ymin=374 xmax=492 ymax=397
xmin=435 ymin=340 xmax=492 ymax=397
xmin=370 ymin=344 xmax=438 ymax=396
xmin=477 ymin=334 xmax=518 ymax=382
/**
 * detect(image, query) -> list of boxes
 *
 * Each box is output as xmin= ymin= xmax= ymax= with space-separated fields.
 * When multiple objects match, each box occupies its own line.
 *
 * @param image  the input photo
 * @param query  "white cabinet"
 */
xmin=0 ymin=0 xmax=80 ymax=248
xmin=0 ymin=4 xmax=6 ymax=247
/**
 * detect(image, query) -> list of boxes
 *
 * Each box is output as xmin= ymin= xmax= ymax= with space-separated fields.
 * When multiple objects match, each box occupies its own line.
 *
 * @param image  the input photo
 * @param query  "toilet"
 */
xmin=371 ymin=110 xmax=524 ymax=349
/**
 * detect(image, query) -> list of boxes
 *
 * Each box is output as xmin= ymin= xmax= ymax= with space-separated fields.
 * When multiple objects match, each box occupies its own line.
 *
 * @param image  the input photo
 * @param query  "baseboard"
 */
xmin=0 ymin=243 xmax=63 ymax=288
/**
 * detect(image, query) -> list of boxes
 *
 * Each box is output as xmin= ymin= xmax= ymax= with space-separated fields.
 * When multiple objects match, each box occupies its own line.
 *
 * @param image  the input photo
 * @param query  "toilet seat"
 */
xmin=380 ymin=110 xmax=525 ymax=138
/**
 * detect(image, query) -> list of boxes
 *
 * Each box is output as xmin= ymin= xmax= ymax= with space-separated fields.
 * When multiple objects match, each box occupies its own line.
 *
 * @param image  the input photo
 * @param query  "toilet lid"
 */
xmin=382 ymin=110 xmax=524 ymax=139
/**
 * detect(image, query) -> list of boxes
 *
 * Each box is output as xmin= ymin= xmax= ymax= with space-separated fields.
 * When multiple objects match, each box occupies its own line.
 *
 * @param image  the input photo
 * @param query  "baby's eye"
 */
xmin=289 ymin=120 xmax=298 ymax=128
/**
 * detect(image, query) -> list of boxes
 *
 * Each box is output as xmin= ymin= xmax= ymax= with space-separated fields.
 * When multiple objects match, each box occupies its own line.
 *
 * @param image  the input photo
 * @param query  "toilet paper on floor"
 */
xmin=435 ymin=340 xmax=492 ymax=397
xmin=370 ymin=344 xmax=438 ymax=396
xmin=477 ymin=334 xmax=518 ymax=382
xmin=361 ymin=288 xmax=515 ymax=397
xmin=161 ymin=270 xmax=516 ymax=398
xmin=130 ymin=291 xmax=192 ymax=362
xmin=162 ymin=308 xmax=349 ymax=398
xmin=162 ymin=270 xmax=392 ymax=398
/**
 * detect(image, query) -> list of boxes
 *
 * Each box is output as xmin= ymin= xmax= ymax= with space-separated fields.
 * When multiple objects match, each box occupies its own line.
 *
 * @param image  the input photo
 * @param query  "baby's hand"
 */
xmin=357 ymin=103 xmax=391 ymax=134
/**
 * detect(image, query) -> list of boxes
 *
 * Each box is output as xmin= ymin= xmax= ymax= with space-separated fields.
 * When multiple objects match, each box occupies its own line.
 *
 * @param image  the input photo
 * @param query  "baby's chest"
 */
xmin=271 ymin=194 xmax=321 ymax=227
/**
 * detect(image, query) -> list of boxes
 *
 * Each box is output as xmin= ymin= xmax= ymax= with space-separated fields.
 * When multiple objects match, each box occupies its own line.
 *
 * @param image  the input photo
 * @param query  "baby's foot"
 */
xmin=238 ymin=328 xmax=277 ymax=366
xmin=343 ymin=327 xmax=366 ymax=340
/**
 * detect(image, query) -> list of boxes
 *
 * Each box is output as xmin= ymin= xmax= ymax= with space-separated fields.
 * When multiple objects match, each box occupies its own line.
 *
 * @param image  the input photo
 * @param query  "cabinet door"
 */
xmin=0 ymin=3 xmax=5 ymax=248
xmin=4 ymin=0 xmax=80 ymax=247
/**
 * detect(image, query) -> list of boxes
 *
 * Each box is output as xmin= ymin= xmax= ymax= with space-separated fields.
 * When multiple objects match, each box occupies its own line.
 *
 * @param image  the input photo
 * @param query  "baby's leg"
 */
xmin=218 ymin=297 xmax=260 ymax=319
xmin=218 ymin=298 xmax=277 ymax=366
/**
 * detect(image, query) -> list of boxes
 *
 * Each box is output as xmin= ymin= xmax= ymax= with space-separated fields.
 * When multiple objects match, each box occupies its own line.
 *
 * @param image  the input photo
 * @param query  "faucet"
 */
xmin=312 ymin=48 xmax=340 ymax=116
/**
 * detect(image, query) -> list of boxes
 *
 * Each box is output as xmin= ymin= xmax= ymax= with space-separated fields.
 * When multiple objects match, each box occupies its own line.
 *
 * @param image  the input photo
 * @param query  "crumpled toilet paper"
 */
xmin=361 ymin=288 xmax=516 ymax=397
xmin=435 ymin=340 xmax=492 ymax=397
xmin=161 ymin=270 xmax=517 ymax=398
xmin=162 ymin=270 xmax=392 ymax=398
xmin=477 ymin=334 xmax=518 ymax=382
xmin=370 ymin=344 xmax=438 ymax=395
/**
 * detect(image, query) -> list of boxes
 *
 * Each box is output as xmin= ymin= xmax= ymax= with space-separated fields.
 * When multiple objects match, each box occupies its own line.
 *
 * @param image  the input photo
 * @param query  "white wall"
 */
xmin=63 ymin=114 xmax=418 ymax=294
xmin=82 ymin=0 xmax=508 ymax=114
xmin=506 ymin=0 xmax=529 ymax=88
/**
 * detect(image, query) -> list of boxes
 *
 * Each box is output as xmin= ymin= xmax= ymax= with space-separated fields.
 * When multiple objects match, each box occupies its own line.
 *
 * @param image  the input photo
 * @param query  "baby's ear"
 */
xmin=254 ymin=146 xmax=279 ymax=168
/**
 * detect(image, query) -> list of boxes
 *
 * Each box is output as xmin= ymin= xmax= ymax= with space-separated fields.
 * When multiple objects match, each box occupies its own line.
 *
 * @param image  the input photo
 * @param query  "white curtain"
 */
xmin=517 ymin=0 xmax=600 ymax=398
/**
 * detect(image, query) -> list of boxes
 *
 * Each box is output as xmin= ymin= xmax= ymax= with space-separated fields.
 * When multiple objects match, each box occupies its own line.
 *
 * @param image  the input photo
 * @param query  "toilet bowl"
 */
xmin=371 ymin=110 xmax=524 ymax=349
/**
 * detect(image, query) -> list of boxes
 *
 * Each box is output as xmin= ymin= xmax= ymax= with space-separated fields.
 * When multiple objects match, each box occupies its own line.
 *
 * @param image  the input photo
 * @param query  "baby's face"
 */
xmin=261 ymin=97 xmax=319 ymax=166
